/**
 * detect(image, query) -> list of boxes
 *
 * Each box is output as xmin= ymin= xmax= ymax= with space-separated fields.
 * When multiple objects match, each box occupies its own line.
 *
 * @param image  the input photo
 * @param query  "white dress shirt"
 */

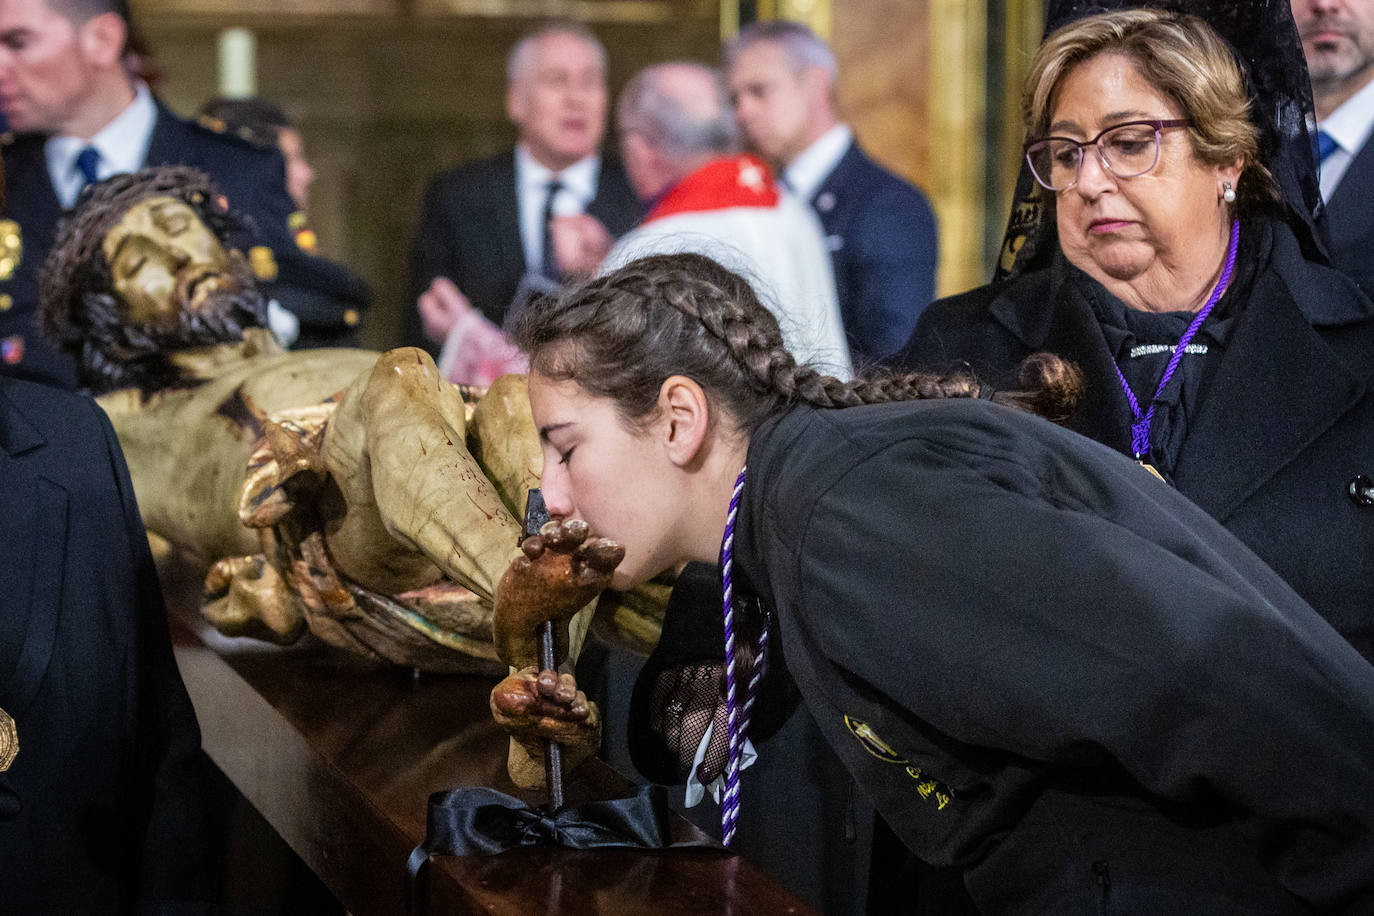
xmin=782 ymin=123 xmax=853 ymax=204
xmin=513 ymin=145 xmax=600 ymax=273
xmin=1317 ymin=74 xmax=1374 ymax=200
xmin=45 ymin=82 xmax=157 ymax=209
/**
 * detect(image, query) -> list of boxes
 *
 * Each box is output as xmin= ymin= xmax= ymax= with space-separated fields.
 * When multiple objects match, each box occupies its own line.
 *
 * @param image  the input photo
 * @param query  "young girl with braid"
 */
xmin=506 ymin=252 xmax=1374 ymax=912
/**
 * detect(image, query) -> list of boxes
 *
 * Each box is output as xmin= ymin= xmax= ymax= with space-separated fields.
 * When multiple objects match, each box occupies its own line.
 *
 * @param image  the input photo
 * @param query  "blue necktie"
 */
xmin=540 ymin=178 xmax=563 ymax=281
xmin=74 ymin=145 xmax=101 ymax=188
xmin=1316 ymin=129 xmax=1339 ymax=164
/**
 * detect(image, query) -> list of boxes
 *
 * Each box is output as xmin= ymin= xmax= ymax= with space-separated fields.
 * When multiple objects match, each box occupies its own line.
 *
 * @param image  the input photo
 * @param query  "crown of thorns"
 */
xmin=41 ymin=165 xmax=250 ymax=346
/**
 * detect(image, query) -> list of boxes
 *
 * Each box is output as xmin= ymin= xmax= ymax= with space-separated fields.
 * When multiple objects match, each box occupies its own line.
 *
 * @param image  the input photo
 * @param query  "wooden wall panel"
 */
xmin=831 ymin=0 xmax=931 ymax=227
xmin=828 ymin=0 xmax=989 ymax=297
xmin=827 ymin=0 xmax=1042 ymax=296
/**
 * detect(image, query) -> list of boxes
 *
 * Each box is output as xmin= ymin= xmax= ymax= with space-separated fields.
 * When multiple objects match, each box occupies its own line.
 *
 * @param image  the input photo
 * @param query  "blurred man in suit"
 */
xmin=603 ymin=61 xmax=850 ymax=374
xmin=407 ymin=22 xmax=641 ymax=351
xmin=727 ymin=20 xmax=938 ymax=367
xmin=1294 ymin=0 xmax=1374 ymax=297
xmin=0 ymin=0 xmax=361 ymax=386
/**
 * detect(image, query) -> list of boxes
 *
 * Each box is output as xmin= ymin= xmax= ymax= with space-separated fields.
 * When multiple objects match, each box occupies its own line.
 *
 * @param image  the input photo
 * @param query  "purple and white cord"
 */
xmin=720 ymin=465 xmax=768 ymax=847
xmin=1113 ymin=219 xmax=1240 ymax=459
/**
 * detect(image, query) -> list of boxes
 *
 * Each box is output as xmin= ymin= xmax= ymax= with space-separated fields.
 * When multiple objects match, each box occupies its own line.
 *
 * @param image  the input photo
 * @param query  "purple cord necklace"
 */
xmin=1111 ymin=220 xmax=1239 ymax=462
xmin=719 ymin=465 xmax=768 ymax=848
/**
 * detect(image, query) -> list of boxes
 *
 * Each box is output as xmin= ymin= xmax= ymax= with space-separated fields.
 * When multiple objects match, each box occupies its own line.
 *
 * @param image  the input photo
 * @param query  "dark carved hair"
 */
xmin=41 ymin=165 xmax=269 ymax=395
xmin=512 ymin=252 xmax=1081 ymax=432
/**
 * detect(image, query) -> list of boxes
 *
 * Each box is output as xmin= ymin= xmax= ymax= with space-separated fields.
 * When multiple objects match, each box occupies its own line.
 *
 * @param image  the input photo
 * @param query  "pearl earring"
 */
xmin=1222 ymin=181 xmax=1236 ymax=203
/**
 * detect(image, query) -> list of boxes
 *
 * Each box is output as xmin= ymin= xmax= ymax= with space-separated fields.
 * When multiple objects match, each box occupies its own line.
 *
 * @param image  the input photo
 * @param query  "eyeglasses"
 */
xmin=1024 ymin=119 xmax=1193 ymax=192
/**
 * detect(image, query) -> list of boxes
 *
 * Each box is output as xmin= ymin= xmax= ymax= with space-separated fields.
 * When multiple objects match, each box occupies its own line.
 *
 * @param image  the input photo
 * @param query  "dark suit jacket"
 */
xmin=811 ymin=141 xmax=938 ymax=367
xmin=1325 ymin=132 xmax=1374 ymax=299
xmin=898 ymin=219 xmax=1374 ymax=662
xmin=0 ymin=100 xmax=369 ymax=387
xmin=405 ymin=150 xmax=641 ymax=347
xmin=0 ymin=377 xmax=213 ymax=914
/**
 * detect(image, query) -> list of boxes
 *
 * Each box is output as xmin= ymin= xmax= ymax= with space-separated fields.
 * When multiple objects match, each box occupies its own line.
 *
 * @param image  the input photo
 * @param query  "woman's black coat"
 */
xmin=896 ymin=220 xmax=1374 ymax=662
xmin=733 ymin=398 xmax=1374 ymax=913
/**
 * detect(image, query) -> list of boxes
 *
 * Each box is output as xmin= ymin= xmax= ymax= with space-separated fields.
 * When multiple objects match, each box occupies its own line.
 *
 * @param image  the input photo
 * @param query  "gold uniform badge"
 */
xmin=289 ymin=212 xmax=317 ymax=253
xmin=0 ymin=219 xmax=22 ymax=282
xmin=249 ymin=245 xmax=278 ymax=282
xmin=0 ymin=706 xmax=16 ymax=771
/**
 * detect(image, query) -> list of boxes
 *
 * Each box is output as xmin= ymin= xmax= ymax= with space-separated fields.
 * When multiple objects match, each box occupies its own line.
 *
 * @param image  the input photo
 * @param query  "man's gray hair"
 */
xmin=617 ymin=62 xmax=738 ymax=163
xmin=724 ymin=20 xmax=838 ymax=82
xmin=506 ymin=21 xmax=608 ymax=86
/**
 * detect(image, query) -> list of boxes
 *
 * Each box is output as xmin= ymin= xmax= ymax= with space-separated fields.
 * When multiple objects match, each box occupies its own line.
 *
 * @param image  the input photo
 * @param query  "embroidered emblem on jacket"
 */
xmin=844 ymin=715 xmax=907 ymax=763
xmin=906 ymin=766 xmax=953 ymax=810
xmin=999 ymin=198 xmax=1041 ymax=275
xmin=844 ymin=715 xmax=955 ymax=812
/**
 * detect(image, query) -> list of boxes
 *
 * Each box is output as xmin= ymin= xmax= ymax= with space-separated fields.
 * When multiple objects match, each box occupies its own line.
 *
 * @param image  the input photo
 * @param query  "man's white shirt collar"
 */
xmin=514 ymin=144 xmax=600 ymax=272
xmin=1317 ymin=74 xmax=1374 ymax=200
xmin=46 ymin=82 xmax=157 ymax=209
xmin=782 ymin=123 xmax=852 ymax=203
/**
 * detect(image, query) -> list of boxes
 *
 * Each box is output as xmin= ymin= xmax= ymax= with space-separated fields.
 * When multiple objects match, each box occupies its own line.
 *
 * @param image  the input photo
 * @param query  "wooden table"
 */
xmin=167 ymin=591 xmax=813 ymax=916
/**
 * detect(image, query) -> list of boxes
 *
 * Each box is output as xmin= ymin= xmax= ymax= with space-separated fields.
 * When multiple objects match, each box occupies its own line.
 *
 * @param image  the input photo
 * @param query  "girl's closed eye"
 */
xmin=558 ymin=446 xmax=576 ymax=465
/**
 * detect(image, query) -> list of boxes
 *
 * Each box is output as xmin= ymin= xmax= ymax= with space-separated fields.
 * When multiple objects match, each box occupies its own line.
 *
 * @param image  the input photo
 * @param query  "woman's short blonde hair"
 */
xmin=1023 ymin=9 xmax=1275 ymax=205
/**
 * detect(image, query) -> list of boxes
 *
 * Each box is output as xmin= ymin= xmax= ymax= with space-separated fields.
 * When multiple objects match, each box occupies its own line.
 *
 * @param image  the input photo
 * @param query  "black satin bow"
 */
xmin=406 ymin=785 xmax=721 ymax=914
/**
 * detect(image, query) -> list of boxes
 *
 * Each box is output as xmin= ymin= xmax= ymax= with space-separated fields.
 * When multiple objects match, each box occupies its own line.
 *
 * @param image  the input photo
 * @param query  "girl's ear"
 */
xmin=658 ymin=375 xmax=711 ymax=467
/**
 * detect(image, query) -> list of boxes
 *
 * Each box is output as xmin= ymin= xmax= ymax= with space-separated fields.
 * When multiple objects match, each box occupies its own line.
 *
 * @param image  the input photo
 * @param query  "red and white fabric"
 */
xmin=604 ymin=155 xmax=852 ymax=377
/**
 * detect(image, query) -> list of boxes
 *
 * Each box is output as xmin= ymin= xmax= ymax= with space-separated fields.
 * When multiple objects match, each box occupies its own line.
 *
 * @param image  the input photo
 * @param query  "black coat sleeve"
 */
xmin=772 ymin=424 xmax=1374 ymax=910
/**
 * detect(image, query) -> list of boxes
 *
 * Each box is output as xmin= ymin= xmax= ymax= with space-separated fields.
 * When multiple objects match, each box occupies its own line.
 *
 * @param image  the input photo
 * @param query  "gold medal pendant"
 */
xmin=1137 ymin=459 xmax=1167 ymax=484
xmin=0 ymin=706 xmax=16 ymax=771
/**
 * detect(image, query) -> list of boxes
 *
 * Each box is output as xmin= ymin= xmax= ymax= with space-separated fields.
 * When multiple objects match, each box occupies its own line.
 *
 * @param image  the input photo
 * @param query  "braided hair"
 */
xmin=512 ymin=252 xmax=1081 ymax=431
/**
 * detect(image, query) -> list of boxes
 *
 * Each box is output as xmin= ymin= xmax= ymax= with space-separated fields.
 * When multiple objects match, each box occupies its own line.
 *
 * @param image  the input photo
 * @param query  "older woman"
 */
xmin=900 ymin=9 xmax=1374 ymax=663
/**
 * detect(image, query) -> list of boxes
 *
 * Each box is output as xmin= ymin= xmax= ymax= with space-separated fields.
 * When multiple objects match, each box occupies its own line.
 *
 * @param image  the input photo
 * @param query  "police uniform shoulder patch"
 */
xmin=194 ymin=116 xmax=275 ymax=152
xmin=0 ymin=218 xmax=21 ymax=282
